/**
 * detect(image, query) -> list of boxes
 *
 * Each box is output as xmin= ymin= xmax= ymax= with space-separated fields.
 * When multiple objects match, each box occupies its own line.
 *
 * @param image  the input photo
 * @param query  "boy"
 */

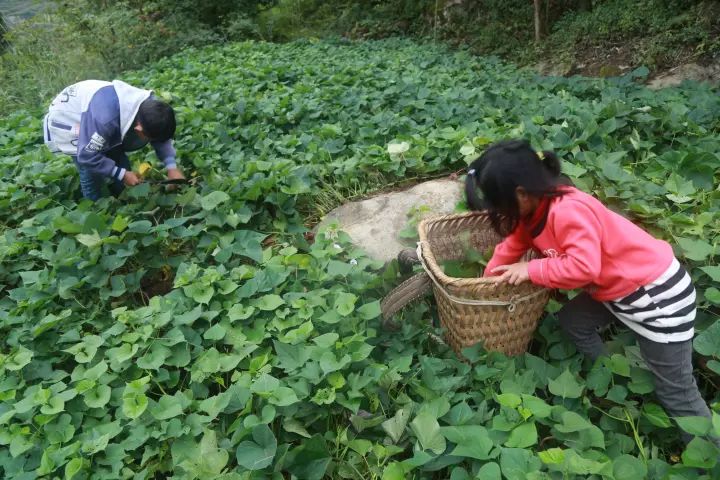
xmin=43 ymin=80 xmax=185 ymax=200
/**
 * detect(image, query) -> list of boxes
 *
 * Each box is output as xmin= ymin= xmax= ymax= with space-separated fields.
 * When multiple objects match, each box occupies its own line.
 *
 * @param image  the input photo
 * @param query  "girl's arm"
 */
xmin=527 ymin=203 xmax=601 ymax=289
xmin=484 ymin=227 xmax=532 ymax=277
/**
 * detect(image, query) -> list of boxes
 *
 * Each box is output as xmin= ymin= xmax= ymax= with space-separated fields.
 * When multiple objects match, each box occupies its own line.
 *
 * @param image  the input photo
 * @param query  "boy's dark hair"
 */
xmin=465 ymin=139 xmax=569 ymax=236
xmin=136 ymin=98 xmax=176 ymax=141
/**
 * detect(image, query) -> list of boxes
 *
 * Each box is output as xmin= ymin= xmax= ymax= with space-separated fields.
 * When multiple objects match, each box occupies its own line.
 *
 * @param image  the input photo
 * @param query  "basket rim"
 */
xmin=417 ymin=211 xmax=546 ymax=293
xmin=418 ymin=211 xmax=495 ymax=287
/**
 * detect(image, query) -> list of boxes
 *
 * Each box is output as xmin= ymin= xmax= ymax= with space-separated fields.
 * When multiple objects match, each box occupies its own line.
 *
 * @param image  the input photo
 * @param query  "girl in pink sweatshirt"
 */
xmin=465 ymin=139 xmax=713 ymax=445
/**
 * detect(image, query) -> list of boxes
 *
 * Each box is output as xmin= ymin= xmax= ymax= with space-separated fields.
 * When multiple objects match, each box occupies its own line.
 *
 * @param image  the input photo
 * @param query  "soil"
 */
xmin=568 ymin=43 xmax=637 ymax=77
xmin=538 ymin=41 xmax=720 ymax=87
xmin=137 ymin=267 xmax=175 ymax=303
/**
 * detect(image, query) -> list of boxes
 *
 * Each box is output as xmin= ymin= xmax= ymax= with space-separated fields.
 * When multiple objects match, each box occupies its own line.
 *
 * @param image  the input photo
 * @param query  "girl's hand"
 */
xmin=491 ymin=262 xmax=530 ymax=285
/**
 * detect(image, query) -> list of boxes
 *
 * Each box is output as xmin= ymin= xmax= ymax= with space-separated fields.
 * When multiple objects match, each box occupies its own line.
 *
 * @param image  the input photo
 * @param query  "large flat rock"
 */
xmin=648 ymin=62 xmax=720 ymax=89
xmin=320 ymin=178 xmax=464 ymax=262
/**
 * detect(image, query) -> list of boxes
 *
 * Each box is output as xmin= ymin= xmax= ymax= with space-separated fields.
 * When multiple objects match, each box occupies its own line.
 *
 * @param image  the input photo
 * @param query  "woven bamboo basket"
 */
xmin=416 ymin=211 xmax=550 ymax=356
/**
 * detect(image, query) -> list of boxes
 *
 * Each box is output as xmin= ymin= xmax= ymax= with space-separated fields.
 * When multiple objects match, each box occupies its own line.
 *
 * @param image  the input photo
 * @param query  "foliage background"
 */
xmin=1 ymin=38 xmax=719 ymax=479
xmin=1 ymin=0 xmax=720 ymax=478
xmin=1 ymin=0 xmax=719 ymax=113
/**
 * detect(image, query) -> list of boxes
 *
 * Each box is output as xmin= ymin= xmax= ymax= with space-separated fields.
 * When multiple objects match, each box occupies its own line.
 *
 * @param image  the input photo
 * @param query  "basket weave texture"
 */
xmin=418 ymin=211 xmax=550 ymax=356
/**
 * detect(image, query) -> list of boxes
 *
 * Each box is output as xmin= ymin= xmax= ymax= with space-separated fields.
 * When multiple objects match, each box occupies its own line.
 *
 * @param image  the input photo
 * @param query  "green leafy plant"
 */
xmin=440 ymin=233 xmax=494 ymax=278
xmin=0 ymin=38 xmax=718 ymax=479
xmin=398 ymin=205 xmax=432 ymax=244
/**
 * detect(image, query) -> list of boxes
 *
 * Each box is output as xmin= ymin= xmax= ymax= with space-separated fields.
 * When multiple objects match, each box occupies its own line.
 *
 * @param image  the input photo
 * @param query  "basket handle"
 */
xmin=416 ymin=242 xmax=546 ymax=312
xmin=380 ymin=272 xmax=432 ymax=329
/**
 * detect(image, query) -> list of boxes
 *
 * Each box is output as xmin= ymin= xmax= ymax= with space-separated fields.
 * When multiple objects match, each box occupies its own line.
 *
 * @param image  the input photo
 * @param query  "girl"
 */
xmin=465 ymin=139 xmax=714 ymax=445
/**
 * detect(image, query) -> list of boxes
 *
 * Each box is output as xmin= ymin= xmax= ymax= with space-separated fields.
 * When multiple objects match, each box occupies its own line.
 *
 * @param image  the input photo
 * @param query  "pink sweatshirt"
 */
xmin=484 ymin=187 xmax=674 ymax=301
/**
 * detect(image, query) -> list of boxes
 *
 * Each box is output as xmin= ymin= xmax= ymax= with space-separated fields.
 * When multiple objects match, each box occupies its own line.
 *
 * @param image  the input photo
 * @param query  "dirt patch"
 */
xmin=569 ymin=43 xmax=636 ymax=77
xmin=535 ymin=43 xmax=636 ymax=78
xmin=536 ymin=41 xmax=720 ymax=88
xmin=137 ymin=266 xmax=175 ymax=303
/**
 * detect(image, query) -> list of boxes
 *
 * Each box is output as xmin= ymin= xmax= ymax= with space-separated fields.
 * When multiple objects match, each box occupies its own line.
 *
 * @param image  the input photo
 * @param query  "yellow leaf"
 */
xmin=161 ymin=265 xmax=172 ymax=281
xmin=138 ymin=162 xmax=152 ymax=176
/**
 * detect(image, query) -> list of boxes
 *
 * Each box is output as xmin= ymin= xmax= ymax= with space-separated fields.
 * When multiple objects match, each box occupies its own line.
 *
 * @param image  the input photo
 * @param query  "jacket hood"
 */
xmin=112 ymin=79 xmax=153 ymax=139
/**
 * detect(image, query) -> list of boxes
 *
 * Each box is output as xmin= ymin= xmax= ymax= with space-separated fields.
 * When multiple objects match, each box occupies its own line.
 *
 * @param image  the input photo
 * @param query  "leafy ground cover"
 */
xmin=0 ymin=38 xmax=719 ymax=479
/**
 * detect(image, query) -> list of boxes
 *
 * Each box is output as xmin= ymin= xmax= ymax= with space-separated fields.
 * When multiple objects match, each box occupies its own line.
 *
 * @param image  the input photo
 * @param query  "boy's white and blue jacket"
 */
xmin=43 ymin=80 xmax=176 ymax=181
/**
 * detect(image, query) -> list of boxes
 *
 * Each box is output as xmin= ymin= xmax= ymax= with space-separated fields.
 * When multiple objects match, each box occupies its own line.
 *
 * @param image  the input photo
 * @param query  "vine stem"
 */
xmin=625 ymin=409 xmax=648 ymax=462
xmin=592 ymin=405 xmax=647 ymax=461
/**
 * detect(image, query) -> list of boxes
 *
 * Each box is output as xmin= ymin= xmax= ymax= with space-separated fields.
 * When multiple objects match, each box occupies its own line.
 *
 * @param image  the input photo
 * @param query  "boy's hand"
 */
xmin=167 ymin=168 xmax=185 ymax=181
xmin=491 ymin=262 xmax=530 ymax=285
xmin=166 ymin=168 xmax=185 ymax=191
xmin=123 ymin=171 xmax=142 ymax=186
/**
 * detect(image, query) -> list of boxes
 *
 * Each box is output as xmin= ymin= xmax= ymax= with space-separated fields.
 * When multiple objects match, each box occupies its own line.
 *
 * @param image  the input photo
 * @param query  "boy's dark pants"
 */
xmin=558 ymin=293 xmax=714 ymax=445
xmin=72 ymin=147 xmax=131 ymax=201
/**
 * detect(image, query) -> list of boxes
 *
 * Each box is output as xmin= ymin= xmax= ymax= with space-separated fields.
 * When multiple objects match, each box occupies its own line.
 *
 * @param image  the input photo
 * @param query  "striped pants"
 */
xmin=72 ymin=148 xmax=130 ymax=201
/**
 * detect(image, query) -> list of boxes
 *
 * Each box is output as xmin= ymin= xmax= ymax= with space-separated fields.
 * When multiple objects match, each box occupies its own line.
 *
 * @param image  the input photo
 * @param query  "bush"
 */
xmin=0 ymin=0 xmax=277 ymax=114
xmin=2 ymin=0 xmax=719 ymax=115
xmin=56 ymin=1 xmax=222 ymax=72
xmin=547 ymin=0 xmax=720 ymax=67
xmin=256 ymin=0 xmax=720 ymax=70
xmin=223 ymin=12 xmax=264 ymax=40
xmin=551 ymin=0 xmax=680 ymax=46
xmin=0 ymin=13 xmax=109 ymax=113
xmin=0 ymin=13 xmax=8 ymax=53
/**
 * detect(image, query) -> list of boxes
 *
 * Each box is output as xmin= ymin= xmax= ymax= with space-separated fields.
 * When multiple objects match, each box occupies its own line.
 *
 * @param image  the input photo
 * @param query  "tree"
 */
xmin=0 ymin=13 xmax=8 ymax=53
xmin=577 ymin=0 xmax=592 ymax=11
xmin=533 ymin=0 xmax=543 ymax=42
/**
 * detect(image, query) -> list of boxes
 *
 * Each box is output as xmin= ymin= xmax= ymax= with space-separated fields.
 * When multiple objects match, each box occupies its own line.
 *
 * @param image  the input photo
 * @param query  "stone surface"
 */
xmin=648 ymin=62 xmax=720 ymax=89
xmin=535 ymin=60 xmax=575 ymax=77
xmin=319 ymin=178 xmax=464 ymax=262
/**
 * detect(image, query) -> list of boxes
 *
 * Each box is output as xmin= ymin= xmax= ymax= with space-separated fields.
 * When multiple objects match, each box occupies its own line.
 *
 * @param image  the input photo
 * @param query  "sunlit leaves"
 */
xmin=1 ymin=36 xmax=719 ymax=480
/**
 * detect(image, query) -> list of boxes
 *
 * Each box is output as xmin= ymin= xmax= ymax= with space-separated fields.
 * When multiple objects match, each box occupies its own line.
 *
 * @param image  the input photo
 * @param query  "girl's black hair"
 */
xmin=465 ymin=139 xmax=570 ymax=236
